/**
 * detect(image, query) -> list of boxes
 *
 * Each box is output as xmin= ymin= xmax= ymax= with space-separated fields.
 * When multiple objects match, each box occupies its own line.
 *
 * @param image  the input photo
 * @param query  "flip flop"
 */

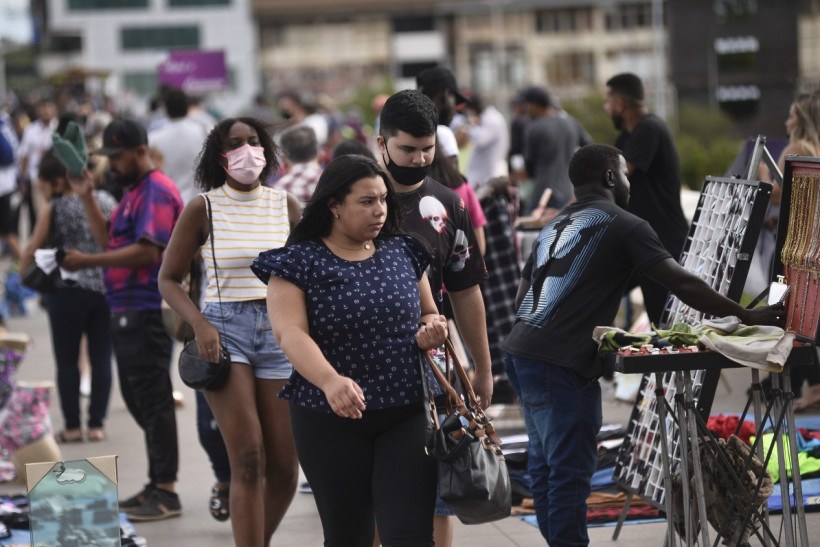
xmin=56 ymin=430 xmax=84 ymax=443
xmin=87 ymin=428 xmax=106 ymax=442
xmin=209 ymin=484 xmax=230 ymax=522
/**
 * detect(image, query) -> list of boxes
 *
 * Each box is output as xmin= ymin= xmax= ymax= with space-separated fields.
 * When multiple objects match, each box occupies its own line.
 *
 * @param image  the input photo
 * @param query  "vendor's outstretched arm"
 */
xmin=644 ymin=258 xmax=783 ymax=326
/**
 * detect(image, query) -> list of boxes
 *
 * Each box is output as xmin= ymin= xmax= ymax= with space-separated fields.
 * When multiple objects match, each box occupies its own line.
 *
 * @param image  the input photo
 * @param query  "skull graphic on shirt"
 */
xmin=419 ymin=195 xmax=447 ymax=233
xmin=448 ymin=229 xmax=470 ymax=272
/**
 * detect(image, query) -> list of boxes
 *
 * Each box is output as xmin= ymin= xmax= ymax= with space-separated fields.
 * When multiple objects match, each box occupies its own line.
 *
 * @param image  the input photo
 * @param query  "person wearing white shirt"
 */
xmin=461 ymin=95 xmax=510 ymax=187
xmin=148 ymin=88 xmax=209 ymax=204
xmin=18 ymin=98 xmax=58 ymax=220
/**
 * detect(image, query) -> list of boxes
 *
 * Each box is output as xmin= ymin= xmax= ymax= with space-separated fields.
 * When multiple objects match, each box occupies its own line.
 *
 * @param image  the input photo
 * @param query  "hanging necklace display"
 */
xmin=778 ymin=166 xmax=820 ymax=340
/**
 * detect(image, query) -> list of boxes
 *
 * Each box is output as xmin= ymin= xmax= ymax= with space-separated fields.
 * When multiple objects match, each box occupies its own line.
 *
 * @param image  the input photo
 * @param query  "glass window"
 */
xmin=49 ymin=34 xmax=83 ymax=53
xmin=536 ymin=8 xmax=592 ymax=34
xmin=605 ymin=3 xmax=653 ymax=31
xmin=123 ymin=71 xmax=157 ymax=96
xmin=392 ymin=16 xmax=434 ymax=33
xmin=68 ymin=0 xmax=147 ymax=9
xmin=168 ymin=0 xmax=230 ymax=6
xmin=546 ymin=52 xmax=595 ymax=86
xmin=121 ymin=26 xmax=200 ymax=50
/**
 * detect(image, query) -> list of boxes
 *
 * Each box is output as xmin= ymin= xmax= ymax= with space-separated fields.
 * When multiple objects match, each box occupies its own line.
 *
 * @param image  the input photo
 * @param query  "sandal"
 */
xmin=87 ymin=428 xmax=106 ymax=442
xmin=56 ymin=430 xmax=84 ymax=443
xmin=209 ymin=484 xmax=230 ymax=522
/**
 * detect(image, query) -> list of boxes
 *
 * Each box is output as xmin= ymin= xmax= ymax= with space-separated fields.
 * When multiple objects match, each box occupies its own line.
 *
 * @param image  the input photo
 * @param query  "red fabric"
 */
xmin=707 ymin=414 xmax=756 ymax=445
xmin=799 ymin=428 xmax=820 ymax=440
xmin=587 ymin=505 xmax=660 ymax=523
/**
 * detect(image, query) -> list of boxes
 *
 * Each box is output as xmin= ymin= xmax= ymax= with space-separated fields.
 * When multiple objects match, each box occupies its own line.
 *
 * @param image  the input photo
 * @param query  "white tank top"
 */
xmin=201 ymin=184 xmax=290 ymax=302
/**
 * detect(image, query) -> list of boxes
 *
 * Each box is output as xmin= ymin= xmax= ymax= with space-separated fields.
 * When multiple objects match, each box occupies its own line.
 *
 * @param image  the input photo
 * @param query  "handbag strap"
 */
xmin=203 ymin=194 xmax=227 ymax=334
xmin=418 ymin=351 xmax=440 ymax=430
xmin=419 ymin=341 xmax=502 ymax=446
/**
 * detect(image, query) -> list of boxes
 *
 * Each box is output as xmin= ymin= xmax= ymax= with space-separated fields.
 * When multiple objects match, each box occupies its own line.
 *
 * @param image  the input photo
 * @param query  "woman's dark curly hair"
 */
xmin=194 ymin=117 xmax=278 ymax=191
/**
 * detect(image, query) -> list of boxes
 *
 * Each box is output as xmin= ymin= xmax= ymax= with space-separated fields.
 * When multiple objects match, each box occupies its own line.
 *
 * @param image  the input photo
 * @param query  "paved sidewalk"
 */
xmin=2 ymin=305 xmax=818 ymax=545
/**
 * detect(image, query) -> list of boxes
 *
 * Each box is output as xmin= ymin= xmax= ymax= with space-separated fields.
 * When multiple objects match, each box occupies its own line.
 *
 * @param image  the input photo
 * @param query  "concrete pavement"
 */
xmin=2 ymin=304 xmax=818 ymax=545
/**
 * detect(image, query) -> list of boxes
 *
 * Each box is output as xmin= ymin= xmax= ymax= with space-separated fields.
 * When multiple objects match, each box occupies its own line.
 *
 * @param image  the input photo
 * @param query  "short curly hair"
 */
xmin=568 ymin=144 xmax=621 ymax=188
xmin=378 ymin=90 xmax=437 ymax=140
xmin=194 ymin=117 xmax=278 ymax=191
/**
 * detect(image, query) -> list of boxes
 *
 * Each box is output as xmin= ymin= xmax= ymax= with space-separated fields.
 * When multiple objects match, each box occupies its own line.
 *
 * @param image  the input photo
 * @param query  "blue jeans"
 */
xmin=201 ymin=300 xmax=291 ymax=380
xmin=505 ymin=355 xmax=602 ymax=546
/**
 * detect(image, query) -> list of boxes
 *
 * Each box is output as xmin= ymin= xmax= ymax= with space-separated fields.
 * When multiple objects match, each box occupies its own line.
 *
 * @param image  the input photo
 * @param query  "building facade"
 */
xmin=669 ymin=0 xmax=808 ymax=139
xmin=38 ymin=0 xmax=259 ymax=116
xmin=253 ymin=0 xmax=664 ymax=112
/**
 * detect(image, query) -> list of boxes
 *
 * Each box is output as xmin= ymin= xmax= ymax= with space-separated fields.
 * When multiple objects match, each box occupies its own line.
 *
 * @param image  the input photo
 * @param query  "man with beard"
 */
xmin=503 ymin=144 xmax=783 ymax=546
xmin=60 ymin=118 xmax=185 ymax=521
xmin=605 ymin=73 xmax=689 ymax=325
xmin=416 ymin=66 xmax=465 ymax=168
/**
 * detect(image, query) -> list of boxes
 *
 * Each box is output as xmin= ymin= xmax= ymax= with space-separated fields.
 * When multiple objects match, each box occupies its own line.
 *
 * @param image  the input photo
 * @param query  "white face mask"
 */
xmin=223 ymin=144 xmax=266 ymax=185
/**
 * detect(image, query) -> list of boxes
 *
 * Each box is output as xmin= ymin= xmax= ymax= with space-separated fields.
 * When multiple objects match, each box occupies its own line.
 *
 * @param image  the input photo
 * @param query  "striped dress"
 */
xmin=201 ymin=184 xmax=290 ymax=302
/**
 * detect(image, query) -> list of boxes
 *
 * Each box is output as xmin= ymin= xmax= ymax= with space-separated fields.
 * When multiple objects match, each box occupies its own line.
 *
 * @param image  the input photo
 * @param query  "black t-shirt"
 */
xmin=394 ymin=177 xmax=488 ymax=309
xmin=615 ymin=114 xmax=689 ymax=258
xmin=503 ymin=196 xmax=671 ymax=378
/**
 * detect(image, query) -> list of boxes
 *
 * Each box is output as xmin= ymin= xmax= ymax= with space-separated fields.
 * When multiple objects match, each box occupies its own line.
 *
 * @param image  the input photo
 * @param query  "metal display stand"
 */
xmin=609 ymin=150 xmax=820 ymax=546
xmin=612 ymin=175 xmax=772 ymax=523
xmin=608 ymin=347 xmax=818 ymax=546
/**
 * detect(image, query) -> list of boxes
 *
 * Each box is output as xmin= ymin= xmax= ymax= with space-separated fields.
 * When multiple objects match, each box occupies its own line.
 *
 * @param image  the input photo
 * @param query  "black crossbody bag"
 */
xmin=178 ymin=194 xmax=230 ymax=391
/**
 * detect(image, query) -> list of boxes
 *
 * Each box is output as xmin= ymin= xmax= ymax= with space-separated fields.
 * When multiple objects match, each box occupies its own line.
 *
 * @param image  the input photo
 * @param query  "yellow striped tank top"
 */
xmin=201 ymin=184 xmax=289 ymax=301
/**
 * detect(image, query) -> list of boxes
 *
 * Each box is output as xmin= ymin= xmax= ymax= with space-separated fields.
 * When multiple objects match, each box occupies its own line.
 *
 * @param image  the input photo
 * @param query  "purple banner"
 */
xmin=158 ymin=50 xmax=227 ymax=93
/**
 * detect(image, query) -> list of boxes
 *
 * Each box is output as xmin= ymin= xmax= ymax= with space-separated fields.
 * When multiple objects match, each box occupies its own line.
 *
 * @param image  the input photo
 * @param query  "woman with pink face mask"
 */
xmin=159 ymin=117 xmax=301 ymax=545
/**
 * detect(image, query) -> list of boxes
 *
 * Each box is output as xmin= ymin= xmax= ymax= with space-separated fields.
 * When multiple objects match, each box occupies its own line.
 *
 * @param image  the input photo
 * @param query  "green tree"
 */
xmin=671 ymin=102 xmax=743 ymax=190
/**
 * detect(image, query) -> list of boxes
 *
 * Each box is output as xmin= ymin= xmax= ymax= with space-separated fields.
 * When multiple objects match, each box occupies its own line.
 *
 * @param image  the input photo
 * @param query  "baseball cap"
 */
xmin=416 ymin=66 xmax=467 ymax=105
xmin=92 ymin=118 xmax=148 ymax=156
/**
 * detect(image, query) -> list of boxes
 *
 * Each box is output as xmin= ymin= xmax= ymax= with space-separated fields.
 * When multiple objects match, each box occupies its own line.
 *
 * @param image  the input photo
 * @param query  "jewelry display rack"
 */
xmin=608 ymin=148 xmax=819 ymax=546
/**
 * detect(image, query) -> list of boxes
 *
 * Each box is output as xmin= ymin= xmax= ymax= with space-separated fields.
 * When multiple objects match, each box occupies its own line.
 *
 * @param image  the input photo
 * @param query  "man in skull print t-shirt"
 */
xmin=396 ymin=178 xmax=487 ymax=305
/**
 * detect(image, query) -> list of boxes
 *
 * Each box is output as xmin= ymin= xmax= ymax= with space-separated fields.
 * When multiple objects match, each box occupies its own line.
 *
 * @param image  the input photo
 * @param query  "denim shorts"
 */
xmin=201 ymin=300 xmax=292 ymax=380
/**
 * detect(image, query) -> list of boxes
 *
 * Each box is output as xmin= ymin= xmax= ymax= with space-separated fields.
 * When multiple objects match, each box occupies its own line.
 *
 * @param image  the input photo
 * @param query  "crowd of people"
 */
xmin=0 ymin=67 xmax=800 ymax=546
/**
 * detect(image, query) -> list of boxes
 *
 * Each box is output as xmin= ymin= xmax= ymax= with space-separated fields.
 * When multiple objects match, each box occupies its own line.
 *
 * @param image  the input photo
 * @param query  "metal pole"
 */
xmin=651 ymin=0 xmax=667 ymax=119
xmin=751 ymin=369 xmax=772 ymax=547
xmin=781 ymin=364 xmax=809 ymax=546
xmin=654 ymin=371 xmax=678 ymax=547
xmin=0 ymin=49 xmax=6 ymax=107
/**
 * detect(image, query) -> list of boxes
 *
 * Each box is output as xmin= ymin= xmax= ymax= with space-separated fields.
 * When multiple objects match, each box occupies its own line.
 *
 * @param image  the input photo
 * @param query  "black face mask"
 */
xmin=382 ymin=149 xmax=431 ymax=186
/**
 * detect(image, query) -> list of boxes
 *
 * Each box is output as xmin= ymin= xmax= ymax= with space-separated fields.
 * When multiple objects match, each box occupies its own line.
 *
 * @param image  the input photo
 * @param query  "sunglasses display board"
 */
xmin=613 ymin=176 xmax=772 ymax=508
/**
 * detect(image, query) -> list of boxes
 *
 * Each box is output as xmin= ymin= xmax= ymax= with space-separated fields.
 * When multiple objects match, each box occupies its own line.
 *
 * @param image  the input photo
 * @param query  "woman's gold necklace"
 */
xmin=325 ymin=237 xmax=373 ymax=252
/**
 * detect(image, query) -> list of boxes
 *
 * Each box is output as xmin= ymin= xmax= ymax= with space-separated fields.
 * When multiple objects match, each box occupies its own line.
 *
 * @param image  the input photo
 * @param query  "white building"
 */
xmin=40 ymin=0 xmax=259 ymax=116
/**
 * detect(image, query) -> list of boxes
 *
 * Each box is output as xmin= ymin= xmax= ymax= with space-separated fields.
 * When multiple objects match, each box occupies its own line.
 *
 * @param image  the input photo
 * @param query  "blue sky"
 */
xmin=1 ymin=0 xmax=33 ymax=45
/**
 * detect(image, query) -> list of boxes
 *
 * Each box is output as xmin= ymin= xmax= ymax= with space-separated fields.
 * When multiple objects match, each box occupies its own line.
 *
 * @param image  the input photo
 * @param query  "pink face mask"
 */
xmin=223 ymin=144 xmax=266 ymax=185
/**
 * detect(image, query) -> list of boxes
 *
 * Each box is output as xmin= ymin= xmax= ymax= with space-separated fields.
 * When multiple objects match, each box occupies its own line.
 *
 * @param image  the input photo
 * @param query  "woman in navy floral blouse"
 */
xmin=252 ymin=154 xmax=446 ymax=547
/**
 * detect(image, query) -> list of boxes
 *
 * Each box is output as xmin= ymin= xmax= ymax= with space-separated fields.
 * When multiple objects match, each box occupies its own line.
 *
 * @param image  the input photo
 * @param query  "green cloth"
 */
xmin=749 ymin=433 xmax=820 ymax=482
xmin=594 ymin=322 xmax=702 ymax=352
xmin=51 ymin=121 xmax=87 ymax=178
